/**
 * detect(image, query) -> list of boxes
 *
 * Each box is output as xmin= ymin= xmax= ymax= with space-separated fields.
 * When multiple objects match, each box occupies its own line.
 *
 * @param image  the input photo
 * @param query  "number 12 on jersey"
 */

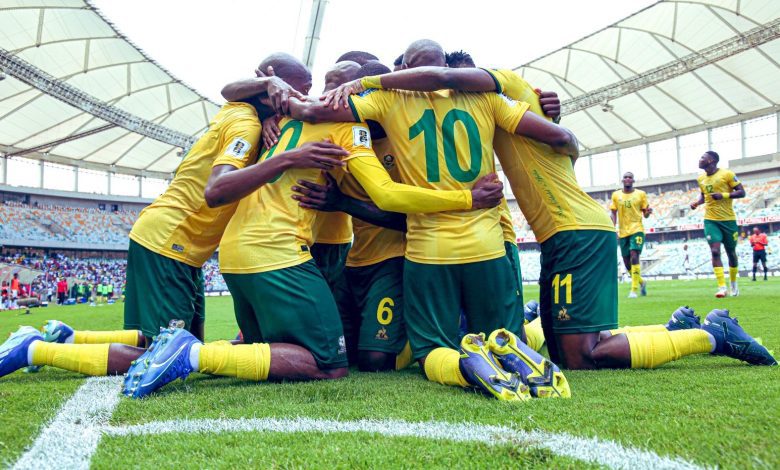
xmin=552 ymin=273 xmax=572 ymax=304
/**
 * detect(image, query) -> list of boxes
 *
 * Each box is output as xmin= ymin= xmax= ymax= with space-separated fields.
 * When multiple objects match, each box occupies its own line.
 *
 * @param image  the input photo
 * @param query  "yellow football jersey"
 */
xmin=348 ymin=88 xmax=529 ymax=264
xmin=312 ymin=211 xmax=352 ymax=245
xmin=498 ymin=198 xmax=518 ymax=244
xmin=697 ymin=168 xmax=740 ymax=221
xmin=341 ymin=138 xmax=406 ymax=267
xmin=129 ymin=102 xmax=261 ymax=267
xmin=486 ymin=69 xmax=613 ymax=243
xmin=610 ymin=189 xmax=649 ymax=238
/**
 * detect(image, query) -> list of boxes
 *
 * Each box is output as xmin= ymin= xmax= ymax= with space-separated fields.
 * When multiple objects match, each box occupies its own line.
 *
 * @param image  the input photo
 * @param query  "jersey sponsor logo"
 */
xmin=352 ymin=126 xmax=372 ymax=148
xmin=358 ymin=88 xmax=377 ymax=97
xmin=557 ymin=306 xmax=570 ymax=322
xmin=382 ymin=154 xmax=395 ymax=169
xmin=498 ymin=93 xmax=517 ymax=107
xmin=225 ymin=137 xmax=251 ymax=159
xmin=337 ymin=335 xmax=347 ymax=355
xmin=171 ymin=243 xmax=185 ymax=253
xmin=375 ymin=327 xmax=389 ymax=341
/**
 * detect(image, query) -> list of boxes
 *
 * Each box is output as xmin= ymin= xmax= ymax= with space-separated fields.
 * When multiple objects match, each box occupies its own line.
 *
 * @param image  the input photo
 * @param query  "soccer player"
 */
xmin=322 ymin=48 xmax=776 ymax=371
xmin=749 ymin=227 xmax=769 ymax=281
xmin=119 ymin=53 xmax=508 ymax=398
xmin=289 ymin=39 xmax=577 ymax=400
xmin=610 ymin=172 xmax=653 ymax=298
xmin=689 ymin=151 xmax=745 ymax=297
xmin=0 ymin=54 xmax=350 ymax=381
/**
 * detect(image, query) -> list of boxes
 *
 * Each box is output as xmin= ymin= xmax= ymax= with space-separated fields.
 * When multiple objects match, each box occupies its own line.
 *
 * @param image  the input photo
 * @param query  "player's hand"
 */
xmin=265 ymin=66 xmax=306 ymax=116
xmin=470 ymin=173 xmax=504 ymax=209
xmin=537 ymin=89 xmax=561 ymax=120
xmin=690 ymin=202 xmax=699 ymax=210
xmin=284 ymin=141 xmax=348 ymax=170
xmin=291 ymin=172 xmax=344 ymax=211
xmin=261 ymin=115 xmax=282 ymax=150
xmin=711 ymin=193 xmax=723 ymax=200
xmin=321 ymin=79 xmax=365 ymax=110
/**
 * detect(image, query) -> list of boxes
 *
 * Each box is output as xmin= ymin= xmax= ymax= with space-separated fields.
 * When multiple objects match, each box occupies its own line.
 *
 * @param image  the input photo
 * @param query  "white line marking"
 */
xmin=102 ymin=416 xmax=704 ymax=470
xmin=13 ymin=376 xmax=123 ymax=470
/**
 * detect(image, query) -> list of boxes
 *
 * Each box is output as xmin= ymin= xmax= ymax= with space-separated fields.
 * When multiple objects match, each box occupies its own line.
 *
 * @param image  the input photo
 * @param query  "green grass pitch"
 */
xmin=1 ymin=279 xmax=778 ymax=468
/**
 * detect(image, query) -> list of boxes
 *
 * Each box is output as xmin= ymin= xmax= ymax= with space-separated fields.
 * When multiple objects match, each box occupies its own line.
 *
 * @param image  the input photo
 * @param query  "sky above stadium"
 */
xmin=92 ymin=0 xmax=657 ymax=103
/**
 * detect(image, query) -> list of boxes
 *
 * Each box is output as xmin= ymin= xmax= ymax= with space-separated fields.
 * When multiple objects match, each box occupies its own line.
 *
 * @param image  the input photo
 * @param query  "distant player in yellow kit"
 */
xmin=610 ymin=172 xmax=653 ymax=298
xmin=690 ymin=151 xmax=745 ymax=298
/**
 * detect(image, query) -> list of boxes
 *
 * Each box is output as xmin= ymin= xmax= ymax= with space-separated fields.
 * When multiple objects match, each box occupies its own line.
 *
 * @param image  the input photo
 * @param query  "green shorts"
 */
xmin=539 ymin=230 xmax=618 ymax=337
xmin=311 ymin=242 xmax=353 ymax=317
xmin=345 ymin=257 xmax=406 ymax=355
xmin=124 ymin=239 xmax=205 ymax=339
xmin=223 ymin=260 xmax=347 ymax=370
xmin=619 ymin=232 xmax=645 ymax=258
xmin=704 ymin=220 xmax=739 ymax=250
xmin=504 ymin=241 xmax=524 ymax=315
xmin=404 ymin=255 xmax=522 ymax=361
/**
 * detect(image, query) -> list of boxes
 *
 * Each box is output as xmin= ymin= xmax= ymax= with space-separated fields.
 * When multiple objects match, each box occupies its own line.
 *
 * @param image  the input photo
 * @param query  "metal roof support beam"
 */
xmin=0 ymin=47 xmax=196 ymax=150
xmin=301 ymin=0 xmax=328 ymax=68
xmin=561 ymin=17 xmax=780 ymax=114
xmin=3 ymin=124 xmax=115 ymax=158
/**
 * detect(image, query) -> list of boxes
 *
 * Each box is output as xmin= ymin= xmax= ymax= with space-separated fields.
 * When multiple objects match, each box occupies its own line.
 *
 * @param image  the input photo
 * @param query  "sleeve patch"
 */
xmin=498 ymin=93 xmax=518 ymax=107
xmin=352 ymin=126 xmax=372 ymax=149
xmin=224 ymin=137 xmax=251 ymax=159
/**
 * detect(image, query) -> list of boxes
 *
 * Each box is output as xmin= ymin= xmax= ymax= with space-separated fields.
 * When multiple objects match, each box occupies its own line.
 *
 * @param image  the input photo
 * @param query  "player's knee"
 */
xmin=358 ymin=351 xmax=396 ymax=372
xmin=320 ymin=367 xmax=349 ymax=380
xmin=710 ymin=247 xmax=721 ymax=259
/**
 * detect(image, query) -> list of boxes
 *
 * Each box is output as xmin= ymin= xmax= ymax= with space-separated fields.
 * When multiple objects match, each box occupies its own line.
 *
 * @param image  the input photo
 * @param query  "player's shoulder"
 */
xmin=611 ymin=189 xmax=621 ymax=198
xmin=696 ymin=172 xmax=707 ymax=183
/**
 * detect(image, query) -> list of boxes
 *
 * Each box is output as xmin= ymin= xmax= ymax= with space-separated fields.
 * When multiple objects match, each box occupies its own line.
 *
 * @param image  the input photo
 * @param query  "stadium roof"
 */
xmin=519 ymin=0 xmax=780 ymax=155
xmin=0 ymin=0 xmax=778 ymax=180
xmin=0 ymin=0 xmax=218 ymax=178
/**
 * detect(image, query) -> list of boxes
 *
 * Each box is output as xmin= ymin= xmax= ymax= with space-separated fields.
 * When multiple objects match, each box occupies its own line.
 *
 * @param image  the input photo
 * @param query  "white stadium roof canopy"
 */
xmin=0 ymin=0 xmax=779 ymax=182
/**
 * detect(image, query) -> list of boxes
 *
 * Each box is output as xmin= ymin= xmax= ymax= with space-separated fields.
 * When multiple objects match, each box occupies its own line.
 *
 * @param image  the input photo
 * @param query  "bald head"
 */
xmin=403 ymin=39 xmax=446 ymax=68
xmin=336 ymin=51 xmax=379 ymax=66
xmin=323 ymin=60 xmax=361 ymax=92
xmin=257 ymin=52 xmax=312 ymax=95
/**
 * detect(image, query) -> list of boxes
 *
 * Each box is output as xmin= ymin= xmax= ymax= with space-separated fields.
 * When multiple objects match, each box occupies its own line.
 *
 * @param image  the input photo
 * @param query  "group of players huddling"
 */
xmin=0 ymin=40 xmax=775 ymax=403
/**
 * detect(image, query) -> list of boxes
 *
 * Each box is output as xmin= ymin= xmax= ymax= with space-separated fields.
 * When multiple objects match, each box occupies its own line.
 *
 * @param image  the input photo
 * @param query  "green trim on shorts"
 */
xmin=223 ymin=260 xmax=347 ymax=370
xmin=619 ymin=232 xmax=645 ymax=258
xmin=539 ymin=230 xmax=618 ymax=335
xmin=124 ymin=239 xmax=204 ymax=339
xmin=704 ymin=219 xmax=739 ymax=250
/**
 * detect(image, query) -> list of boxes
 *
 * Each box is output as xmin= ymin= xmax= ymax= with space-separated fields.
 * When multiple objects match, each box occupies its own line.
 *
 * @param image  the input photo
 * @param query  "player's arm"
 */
xmin=641 ymin=193 xmax=653 ymax=218
xmin=513 ymin=111 xmax=579 ymax=158
xmin=690 ymin=192 xmax=705 ymax=209
xmin=288 ymin=96 xmax=357 ymax=124
xmin=710 ymin=183 xmax=745 ymax=200
xmin=292 ymin=175 xmax=407 ymax=232
xmin=205 ymin=141 xmax=347 ymax=208
xmin=609 ymin=195 xmax=618 ymax=226
xmin=221 ymin=67 xmax=305 ymax=115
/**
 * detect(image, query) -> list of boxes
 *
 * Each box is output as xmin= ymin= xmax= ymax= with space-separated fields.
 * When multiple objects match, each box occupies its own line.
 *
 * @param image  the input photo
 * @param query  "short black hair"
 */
xmin=357 ymin=60 xmax=391 ymax=79
xmin=336 ymin=51 xmax=379 ymax=66
xmin=445 ymin=50 xmax=475 ymax=68
xmin=704 ymin=150 xmax=720 ymax=163
xmin=393 ymin=54 xmax=404 ymax=66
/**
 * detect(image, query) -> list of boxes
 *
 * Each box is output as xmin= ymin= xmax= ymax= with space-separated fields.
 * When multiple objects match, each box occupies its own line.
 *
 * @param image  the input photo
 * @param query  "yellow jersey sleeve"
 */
xmin=484 ymin=69 xmax=548 ymax=119
xmin=725 ymin=170 xmax=740 ymax=189
xmin=609 ymin=191 xmax=619 ymax=211
xmin=348 ymin=89 xmax=394 ymax=123
xmin=485 ymin=93 xmax=530 ymax=135
xmin=641 ymin=191 xmax=649 ymax=210
xmin=212 ymin=115 xmax=261 ymax=170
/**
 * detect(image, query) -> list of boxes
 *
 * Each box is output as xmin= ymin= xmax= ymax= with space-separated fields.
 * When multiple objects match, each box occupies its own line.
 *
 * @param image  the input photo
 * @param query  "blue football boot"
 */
xmin=458 ymin=333 xmax=530 ymax=401
xmin=665 ymin=306 xmax=701 ymax=331
xmin=42 ymin=320 xmax=74 ymax=343
xmin=523 ymin=300 xmax=540 ymax=323
xmin=702 ymin=309 xmax=777 ymax=366
xmin=123 ymin=327 xmax=201 ymax=399
xmin=0 ymin=326 xmax=43 ymax=378
xmin=488 ymin=328 xmax=570 ymax=398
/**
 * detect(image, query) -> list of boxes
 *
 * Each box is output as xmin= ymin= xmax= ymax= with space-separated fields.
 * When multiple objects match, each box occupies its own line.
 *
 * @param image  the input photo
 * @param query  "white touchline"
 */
xmin=102 ymin=417 xmax=705 ymax=470
xmin=13 ymin=376 xmax=124 ymax=470
xmin=14 ymin=377 xmax=705 ymax=470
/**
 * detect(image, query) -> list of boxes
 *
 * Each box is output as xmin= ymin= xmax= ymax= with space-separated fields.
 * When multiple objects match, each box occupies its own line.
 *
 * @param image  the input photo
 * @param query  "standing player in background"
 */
xmin=750 ymin=227 xmax=769 ymax=281
xmin=682 ymin=243 xmax=695 ymax=279
xmin=690 ymin=151 xmax=745 ymax=297
xmin=610 ymin=172 xmax=652 ymax=298
xmin=324 ymin=52 xmax=776 ymax=371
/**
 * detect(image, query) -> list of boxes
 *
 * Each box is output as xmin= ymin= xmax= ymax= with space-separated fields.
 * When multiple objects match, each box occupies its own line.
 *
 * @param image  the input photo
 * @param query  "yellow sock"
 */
xmin=609 ymin=324 xmax=667 ymax=336
xmin=625 ymin=330 xmax=713 ymax=369
xmin=199 ymin=342 xmax=271 ymax=381
xmin=524 ymin=317 xmax=545 ymax=352
xmin=714 ymin=266 xmax=726 ymax=287
xmin=32 ymin=342 xmax=109 ymax=376
xmin=423 ymin=347 xmax=468 ymax=387
xmin=729 ymin=266 xmax=739 ymax=283
xmin=73 ymin=330 xmax=139 ymax=346
xmin=630 ymin=264 xmax=641 ymax=291
xmin=395 ymin=342 xmax=413 ymax=370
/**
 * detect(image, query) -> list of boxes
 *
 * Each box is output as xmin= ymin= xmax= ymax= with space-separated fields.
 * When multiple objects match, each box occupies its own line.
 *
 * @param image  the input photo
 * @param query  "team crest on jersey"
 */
xmin=375 ymin=327 xmax=389 ymax=341
xmin=382 ymin=154 xmax=395 ymax=169
xmin=557 ymin=307 xmax=570 ymax=321
xmin=338 ymin=335 xmax=347 ymax=354
xmin=225 ymin=137 xmax=251 ymax=159
xmin=352 ymin=126 xmax=372 ymax=148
